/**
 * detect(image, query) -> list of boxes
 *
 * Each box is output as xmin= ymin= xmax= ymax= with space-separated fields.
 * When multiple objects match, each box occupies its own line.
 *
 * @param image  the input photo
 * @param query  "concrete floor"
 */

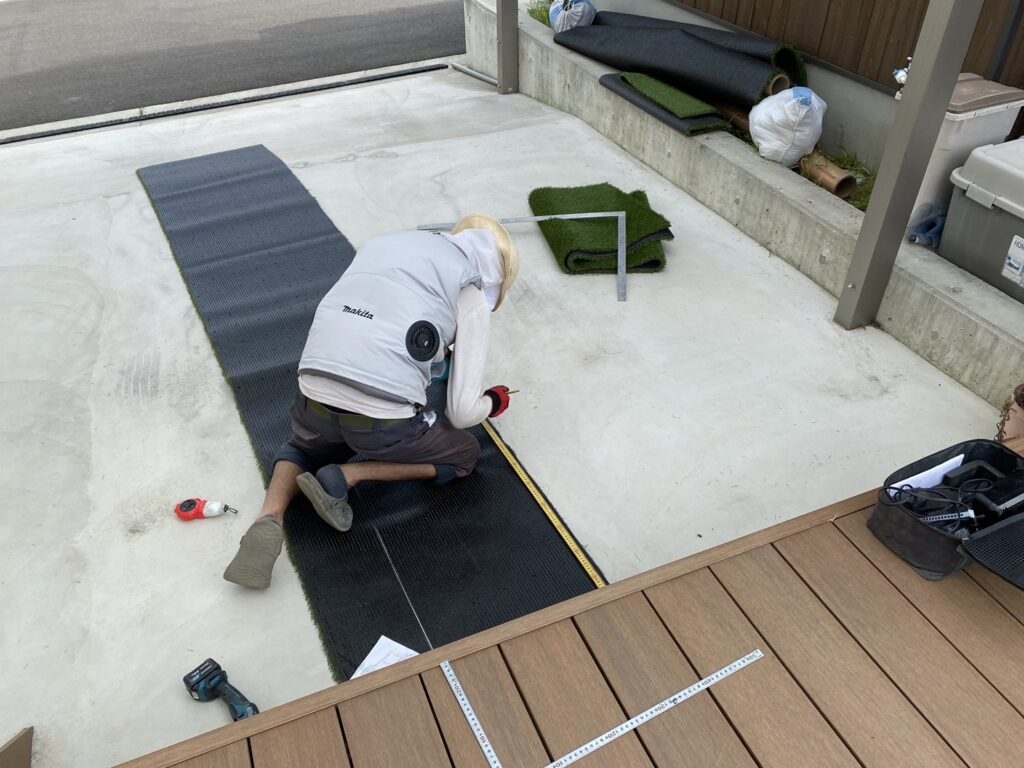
xmin=0 ymin=68 xmax=997 ymax=766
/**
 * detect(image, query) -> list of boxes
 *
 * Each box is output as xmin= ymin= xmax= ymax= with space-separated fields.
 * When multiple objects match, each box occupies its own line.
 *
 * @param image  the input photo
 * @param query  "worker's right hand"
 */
xmin=485 ymin=386 xmax=511 ymax=418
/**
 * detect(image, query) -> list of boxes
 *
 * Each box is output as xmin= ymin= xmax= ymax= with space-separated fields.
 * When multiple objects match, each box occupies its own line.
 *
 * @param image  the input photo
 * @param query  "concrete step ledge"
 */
xmin=463 ymin=0 xmax=1024 ymax=408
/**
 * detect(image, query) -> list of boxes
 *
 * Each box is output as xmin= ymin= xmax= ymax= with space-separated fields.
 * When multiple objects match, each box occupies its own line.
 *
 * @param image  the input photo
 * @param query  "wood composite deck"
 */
xmin=120 ymin=440 xmax=1024 ymax=768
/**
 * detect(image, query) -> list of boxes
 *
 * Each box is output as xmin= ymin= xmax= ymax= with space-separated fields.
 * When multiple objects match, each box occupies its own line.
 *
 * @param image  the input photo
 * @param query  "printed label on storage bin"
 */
xmin=1002 ymin=236 xmax=1024 ymax=285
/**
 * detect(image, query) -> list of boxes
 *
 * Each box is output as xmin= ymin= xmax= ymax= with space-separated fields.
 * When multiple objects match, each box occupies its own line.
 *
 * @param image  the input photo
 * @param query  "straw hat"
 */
xmin=452 ymin=213 xmax=519 ymax=310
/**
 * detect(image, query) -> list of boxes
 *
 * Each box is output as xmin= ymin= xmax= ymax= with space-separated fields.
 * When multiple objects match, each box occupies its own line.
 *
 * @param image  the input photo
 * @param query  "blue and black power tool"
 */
xmin=183 ymin=658 xmax=259 ymax=721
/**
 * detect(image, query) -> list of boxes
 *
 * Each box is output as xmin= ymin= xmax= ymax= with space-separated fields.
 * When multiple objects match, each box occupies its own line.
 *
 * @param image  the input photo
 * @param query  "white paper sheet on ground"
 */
xmin=351 ymin=636 xmax=419 ymax=679
xmin=888 ymin=454 xmax=965 ymax=496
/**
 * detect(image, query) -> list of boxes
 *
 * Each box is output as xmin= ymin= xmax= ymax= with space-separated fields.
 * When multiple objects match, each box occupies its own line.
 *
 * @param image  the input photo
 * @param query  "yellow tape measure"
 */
xmin=482 ymin=420 xmax=606 ymax=588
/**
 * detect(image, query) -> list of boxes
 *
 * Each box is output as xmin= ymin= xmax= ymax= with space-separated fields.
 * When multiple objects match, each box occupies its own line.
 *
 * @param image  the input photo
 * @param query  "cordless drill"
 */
xmin=183 ymin=658 xmax=260 ymax=721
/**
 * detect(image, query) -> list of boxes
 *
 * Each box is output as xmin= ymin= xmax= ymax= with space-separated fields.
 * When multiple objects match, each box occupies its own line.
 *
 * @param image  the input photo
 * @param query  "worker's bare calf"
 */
xmin=294 ymin=458 xmax=448 ymax=534
xmin=256 ymin=460 xmax=304 ymax=523
xmin=340 ymin=461 xmax=437 ymax=486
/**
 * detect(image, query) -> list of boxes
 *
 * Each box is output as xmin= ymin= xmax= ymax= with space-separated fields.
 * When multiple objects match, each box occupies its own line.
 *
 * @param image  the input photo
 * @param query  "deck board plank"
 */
xmin=967 ymin=564 xmax=1024 ymax=624
xmin=174 ymin=742 xmax=251 ymax=768
xmin=776 ymin=523 xmax=1024 ymax=767
xmin=645 ymin=567 xmax=858 ymax=768
xmin=574 ymin=592 xmax=757 ymax=768
xmin=838 ymin=509 xmax=1024 ymax=715
xmin=249 ymin=708 xmax=348 ymax=768
xmin=339 ymin=676 xmax=451 ymax=768
xmin=500 ymin=620 xmax=653 ymax=767
xmin=421 ymin=647 xmax=549 ymax=768
xmin=712 ymin=544 xmax=965 ymax=767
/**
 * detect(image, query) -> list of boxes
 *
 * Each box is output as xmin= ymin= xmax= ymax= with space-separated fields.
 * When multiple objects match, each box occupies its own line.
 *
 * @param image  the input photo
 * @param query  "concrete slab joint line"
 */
xmin=459 ymin=0 xmax=1024 ymax=408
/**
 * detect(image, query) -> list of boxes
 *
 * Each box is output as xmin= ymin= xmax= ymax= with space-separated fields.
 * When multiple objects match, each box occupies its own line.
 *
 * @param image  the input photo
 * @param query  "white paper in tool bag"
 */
xmin=749 ymin=87 xmax=827 ymax=168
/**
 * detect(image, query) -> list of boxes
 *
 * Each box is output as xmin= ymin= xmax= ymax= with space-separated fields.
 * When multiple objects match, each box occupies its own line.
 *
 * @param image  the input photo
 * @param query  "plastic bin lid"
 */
xmin=948 ymin=73 xmax=1024 ymax=114
xmin=950 ymin=138 xmax=1024 ymax=218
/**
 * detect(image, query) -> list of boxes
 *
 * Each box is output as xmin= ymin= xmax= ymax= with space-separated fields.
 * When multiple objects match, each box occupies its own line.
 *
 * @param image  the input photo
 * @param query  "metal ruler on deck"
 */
xmin=441 ymin=660 xmax=503 ymax=768
xmin=441 ymin=648 xmax=763 ymax=768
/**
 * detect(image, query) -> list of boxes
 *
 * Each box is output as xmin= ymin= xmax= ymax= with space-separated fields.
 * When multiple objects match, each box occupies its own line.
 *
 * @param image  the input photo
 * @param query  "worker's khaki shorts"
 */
xmin=273 ymin=393 xmax=480 ymax=483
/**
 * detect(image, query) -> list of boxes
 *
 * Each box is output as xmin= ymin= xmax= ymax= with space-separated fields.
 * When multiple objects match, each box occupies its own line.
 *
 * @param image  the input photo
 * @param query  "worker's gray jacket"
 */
xmin=299 ymin=231 xmax=482 ymax=406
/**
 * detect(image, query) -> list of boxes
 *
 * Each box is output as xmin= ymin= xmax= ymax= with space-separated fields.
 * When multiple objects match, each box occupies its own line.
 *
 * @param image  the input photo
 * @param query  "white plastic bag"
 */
xmin=748 ymin=87 xmax=827 ymax=168
xmin=550 ymin=0 xmax=597 ymax=33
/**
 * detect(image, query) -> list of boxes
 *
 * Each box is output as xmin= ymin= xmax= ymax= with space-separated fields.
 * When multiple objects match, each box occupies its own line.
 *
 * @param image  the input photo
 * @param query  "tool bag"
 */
xmin=868 ymin=439 xmax=1024 ymax=586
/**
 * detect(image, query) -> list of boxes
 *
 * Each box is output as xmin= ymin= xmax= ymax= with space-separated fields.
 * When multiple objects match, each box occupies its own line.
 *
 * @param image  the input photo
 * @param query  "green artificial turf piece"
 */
xmin=571 ymin=238 xmax=668 ymax=273
xmin=621 ymin=72 xmax=719 ymax=119
xmin=773 ymin=43 xmax=808 ymax=88
xmin=528 ymin=183 xmax=674 ymax=274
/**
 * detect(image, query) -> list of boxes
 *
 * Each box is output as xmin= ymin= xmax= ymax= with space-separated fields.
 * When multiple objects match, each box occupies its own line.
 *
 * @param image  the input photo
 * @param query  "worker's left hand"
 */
xmin=485 ymin=386 xmax=511 ymax=417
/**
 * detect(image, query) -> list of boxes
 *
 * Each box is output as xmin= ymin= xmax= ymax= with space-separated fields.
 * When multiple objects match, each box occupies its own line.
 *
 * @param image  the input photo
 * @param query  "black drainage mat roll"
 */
xmin=556 ymin=11 xmax=806 ymax=110
xmin=138 ymin=145 xmax=602 ymax=680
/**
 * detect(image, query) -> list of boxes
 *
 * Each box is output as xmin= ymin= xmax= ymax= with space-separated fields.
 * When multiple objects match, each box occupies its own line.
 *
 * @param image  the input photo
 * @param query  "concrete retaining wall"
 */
xmin=464 ymin=0 xmax=1024 ymax=408
xmin=549 ymin=0 xmax=897 ymax=168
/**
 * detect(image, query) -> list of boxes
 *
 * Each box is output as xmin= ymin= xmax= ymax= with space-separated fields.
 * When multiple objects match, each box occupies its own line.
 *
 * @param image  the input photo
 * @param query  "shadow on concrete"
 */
xmin=0 ymin=1 xmax=465 ymax=130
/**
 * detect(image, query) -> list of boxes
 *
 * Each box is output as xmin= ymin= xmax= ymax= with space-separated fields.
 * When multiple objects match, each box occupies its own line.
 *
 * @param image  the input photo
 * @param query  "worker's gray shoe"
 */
xmin=223 ymin=517 xmax=284 ymax=589
xmin=296 ymin=466 xmax=353 ymax=532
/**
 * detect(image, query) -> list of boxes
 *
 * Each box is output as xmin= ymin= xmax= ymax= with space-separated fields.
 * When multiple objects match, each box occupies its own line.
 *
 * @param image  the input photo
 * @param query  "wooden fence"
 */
xmin=674 ymin=0 xmax=1024 ymax=90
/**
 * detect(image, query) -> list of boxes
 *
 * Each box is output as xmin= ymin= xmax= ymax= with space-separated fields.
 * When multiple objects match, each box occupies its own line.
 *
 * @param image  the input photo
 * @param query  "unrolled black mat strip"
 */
xmin=138 ymin=144 xmax=603 ymax=679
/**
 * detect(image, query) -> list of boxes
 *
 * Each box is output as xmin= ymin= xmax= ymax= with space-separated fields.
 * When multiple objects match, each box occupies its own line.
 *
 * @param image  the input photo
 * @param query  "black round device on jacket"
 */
xmin=406 ymin=321 xmax=440 ymax=362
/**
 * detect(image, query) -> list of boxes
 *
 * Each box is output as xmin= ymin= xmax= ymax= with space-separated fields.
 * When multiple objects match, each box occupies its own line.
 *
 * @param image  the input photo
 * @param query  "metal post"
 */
xmin=497 ymin=0 xmax=519 ymax=94
xmin=833 ymin=0 xmax=983 ymax=330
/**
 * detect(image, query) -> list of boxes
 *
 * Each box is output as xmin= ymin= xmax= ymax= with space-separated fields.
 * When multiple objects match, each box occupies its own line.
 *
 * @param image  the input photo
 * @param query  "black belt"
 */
xmin=304 ymin=396 xmax=410 ymax=428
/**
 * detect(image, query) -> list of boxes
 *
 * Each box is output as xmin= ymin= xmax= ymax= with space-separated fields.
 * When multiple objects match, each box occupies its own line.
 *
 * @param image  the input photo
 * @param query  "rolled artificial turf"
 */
xmin=600 ymin=74 xmax=729 ymax=136
xmin=528 ymin=183 xmax=674 ymax=273
xmin=621 ymin=72 xmax=720 ymax=119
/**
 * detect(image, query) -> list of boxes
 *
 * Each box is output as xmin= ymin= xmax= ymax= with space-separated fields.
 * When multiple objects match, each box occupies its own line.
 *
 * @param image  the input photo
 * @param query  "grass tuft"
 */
xmin=528 ymin=0 xmax=551 ymax=26
xmin=826 ymin=150 xmax=877 ymax=212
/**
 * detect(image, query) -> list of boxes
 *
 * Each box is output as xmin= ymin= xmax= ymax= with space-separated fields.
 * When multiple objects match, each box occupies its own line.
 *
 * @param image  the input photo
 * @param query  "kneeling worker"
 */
xmin=224 ymin=214 xmax=519 ymax=588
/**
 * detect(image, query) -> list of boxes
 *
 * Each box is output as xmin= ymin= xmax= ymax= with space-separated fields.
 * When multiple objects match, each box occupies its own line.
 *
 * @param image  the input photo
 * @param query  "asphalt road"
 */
xmin=0 ymin=0 xmax=465 ymax=130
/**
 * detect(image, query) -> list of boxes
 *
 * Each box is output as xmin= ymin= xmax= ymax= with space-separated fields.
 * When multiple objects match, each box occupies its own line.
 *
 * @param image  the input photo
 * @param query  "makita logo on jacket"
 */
xmin=342 ymin=305 xmax=374 ymax=319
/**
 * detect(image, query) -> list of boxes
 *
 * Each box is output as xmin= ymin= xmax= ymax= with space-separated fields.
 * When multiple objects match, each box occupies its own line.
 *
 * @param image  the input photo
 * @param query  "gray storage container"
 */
xmin=913 ymin=74 xmax=1024 ymax=211
xmin=941 ymin=138 xmax=1024 ymax=303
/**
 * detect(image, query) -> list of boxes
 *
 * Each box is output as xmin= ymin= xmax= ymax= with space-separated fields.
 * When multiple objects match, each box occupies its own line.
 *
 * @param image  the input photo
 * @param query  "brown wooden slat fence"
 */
xmin=676 ymin=0 xmax=1024 ymax=90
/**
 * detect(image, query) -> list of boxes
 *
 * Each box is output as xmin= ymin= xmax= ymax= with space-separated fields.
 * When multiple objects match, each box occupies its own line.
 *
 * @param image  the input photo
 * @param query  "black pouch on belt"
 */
xmin=867 ymin=439 xmax=1024 ymax=586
